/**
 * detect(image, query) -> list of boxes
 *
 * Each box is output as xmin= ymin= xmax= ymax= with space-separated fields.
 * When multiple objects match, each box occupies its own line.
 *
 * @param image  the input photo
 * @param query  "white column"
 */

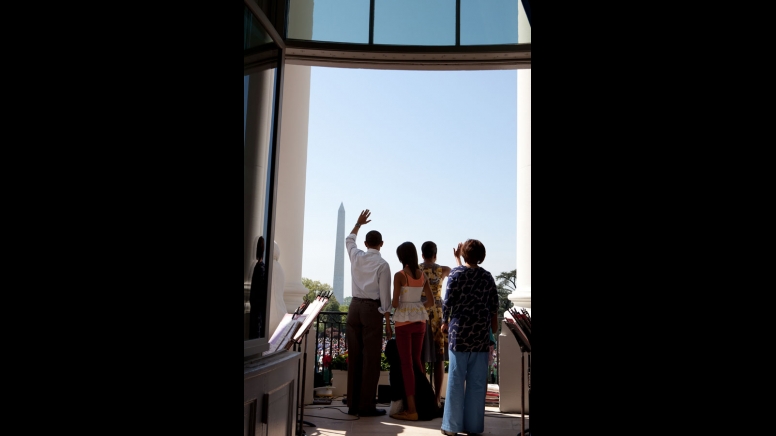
xmin=498 ymin=320 xmax=530 ymax=414
xmin=304 ymin=328 xmax=315 ymax=405
xmin=510 ymin=68 xmax=531 ymax=313
xmin=284 ymin=0 xmax=316 ymax=406
xmin=275 ymin=63 xmax=312 ymax=312
xmin=500 ymin=68 xmax=531 ymax=414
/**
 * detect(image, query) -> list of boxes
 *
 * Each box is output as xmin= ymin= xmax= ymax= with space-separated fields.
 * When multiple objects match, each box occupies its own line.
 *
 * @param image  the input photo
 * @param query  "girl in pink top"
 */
xmin=390 ymin=241 xmax=434 ymax=421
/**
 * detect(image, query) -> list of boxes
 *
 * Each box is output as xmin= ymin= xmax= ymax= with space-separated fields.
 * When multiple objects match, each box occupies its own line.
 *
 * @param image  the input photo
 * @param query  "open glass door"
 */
xmin=244 ymin=1 xmax=285 ymax=359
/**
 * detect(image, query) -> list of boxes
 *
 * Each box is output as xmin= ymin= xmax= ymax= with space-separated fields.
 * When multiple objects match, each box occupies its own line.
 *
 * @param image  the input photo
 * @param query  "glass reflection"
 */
xmin=244 ymin=5 xmax=273 ymax=50
xmin=287 ymin=0 xmax=370 ymax=43
xmin=248 ymin=236 xmax=267 ymax=339
xmin=244 ymin=66 xmax=278 ymax=342
xmin=517 ymin=0 xmax=531 ymax=43
xmin=461 ymin=0 xmax=519 ymax=45
xmin=374 ymin=0 xmax=455 ymax=46
xmin=286 ymin=0 xmax=530 ymax=46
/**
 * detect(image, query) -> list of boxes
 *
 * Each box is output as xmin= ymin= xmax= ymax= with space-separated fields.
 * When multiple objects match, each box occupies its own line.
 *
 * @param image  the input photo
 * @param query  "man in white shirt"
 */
xmin=344 ymin=209 xmax=393 ymax=417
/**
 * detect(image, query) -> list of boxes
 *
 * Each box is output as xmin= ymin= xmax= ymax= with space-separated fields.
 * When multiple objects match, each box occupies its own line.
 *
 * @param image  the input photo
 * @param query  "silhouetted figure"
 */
xmin=249 ymin=236 xmax=267 ymax=339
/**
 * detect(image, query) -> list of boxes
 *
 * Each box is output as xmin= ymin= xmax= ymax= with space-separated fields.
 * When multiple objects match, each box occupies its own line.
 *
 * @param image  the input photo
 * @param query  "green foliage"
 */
xmin=301 ymin=277 xmax=339 ymax=312
xmin=425 ymin=361 xmax=449 ymax=374
xmin=330 ymin=353 xmax=347 ymax=370
xmin=302 ymin=278 xmax=332 ymax=301
xmin=326 ymin=299 xmax=340 ymax=312
xmin=494 ymin=269 xmax=516 ymax=318
xmin=338 ymin=297 xmax=351 ymax=314
xmin=380 ymin=352 xmax=390 ymax=371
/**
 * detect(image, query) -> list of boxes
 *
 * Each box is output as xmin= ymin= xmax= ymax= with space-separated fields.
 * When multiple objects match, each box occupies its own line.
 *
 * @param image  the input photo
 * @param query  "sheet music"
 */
xmin=266 ymin=314 xmax=302 ymax=354
xmin=504 ymin=307 xmax=531 ymax=352
xmin=293 ymin=292 xmax=331 ymax=343
xmin=262 ymin=291 xmax=333 ymax=354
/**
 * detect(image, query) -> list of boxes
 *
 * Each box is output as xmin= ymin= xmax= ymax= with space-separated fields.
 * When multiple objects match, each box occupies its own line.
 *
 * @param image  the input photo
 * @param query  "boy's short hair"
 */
xmin=365 ymin=230 xmax=383 ymax=247
xmin=461 ymin=239 xmax=486 ymax=265
xmin=421 ymin=241 xmax=437 ymax=259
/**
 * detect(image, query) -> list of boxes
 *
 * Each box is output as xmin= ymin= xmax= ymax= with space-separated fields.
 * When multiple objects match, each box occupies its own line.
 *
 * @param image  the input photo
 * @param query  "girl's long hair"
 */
xmin=396 ymin=242 xmax=420 ymax=277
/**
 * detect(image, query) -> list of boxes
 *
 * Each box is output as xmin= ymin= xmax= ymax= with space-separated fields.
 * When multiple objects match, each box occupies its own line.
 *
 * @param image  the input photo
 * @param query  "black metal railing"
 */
xmin=312 ymin=311 xmax=504 ymax=386
xmin=313 ymin=311 xmax=348 ymax=377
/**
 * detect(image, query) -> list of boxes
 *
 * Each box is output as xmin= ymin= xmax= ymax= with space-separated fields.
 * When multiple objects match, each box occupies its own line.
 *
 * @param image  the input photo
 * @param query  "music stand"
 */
xmin=292 ymin=292 xmax=331 ymax=436
xmin=515 ymin=342 xmax=530 ymax=436
xmin=293 ymin=329 xmax=315 ymax=435
xmin=504 ymin=308 xmax=531 ymax=436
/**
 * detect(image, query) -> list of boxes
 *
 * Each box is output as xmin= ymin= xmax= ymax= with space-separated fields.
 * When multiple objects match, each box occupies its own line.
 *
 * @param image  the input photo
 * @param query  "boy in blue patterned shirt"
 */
xmin=440 ymin=239 xmax=499 ymax=436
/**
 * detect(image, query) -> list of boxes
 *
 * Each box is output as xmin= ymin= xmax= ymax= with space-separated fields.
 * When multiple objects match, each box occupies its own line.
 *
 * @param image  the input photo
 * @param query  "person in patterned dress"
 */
xmin=440 ymin=239 xmax=499 ymax=436
xmin=419 ymin=241 xmax=451 ymax=407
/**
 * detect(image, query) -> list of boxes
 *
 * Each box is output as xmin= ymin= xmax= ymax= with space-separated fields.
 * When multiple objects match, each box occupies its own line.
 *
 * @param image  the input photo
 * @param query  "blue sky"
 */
xmin=301 ymin=67 xmax=519 ymax=297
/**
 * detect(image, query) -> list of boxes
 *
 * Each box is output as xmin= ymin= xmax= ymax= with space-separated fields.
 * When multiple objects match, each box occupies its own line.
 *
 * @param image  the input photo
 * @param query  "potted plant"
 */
xmin=329 ymin=353 xmax=348 ymax=397
xmin=330 ymin=353 xmax=348 ymax=371
xmin=329 ymin=352 xmax=391 ymax=398
xmin=321 ymin=354 xmax=333 ymax=386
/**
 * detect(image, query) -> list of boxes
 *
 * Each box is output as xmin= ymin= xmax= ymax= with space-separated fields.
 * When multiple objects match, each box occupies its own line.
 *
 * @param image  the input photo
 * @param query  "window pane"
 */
xmin=287 ymin=0 xmax=370 ymax=44
xmin=244 ymin=5 xmax=273 ymax=50
xmin=461 ymin=0 xmax=518 ymax=45
xmin=374 ymin=0 xmax=455 ymax=46
xmin=518 ymin=0 xmax=531 ymax=43
xmin=245 ymin=67 xmax=278 ymax=343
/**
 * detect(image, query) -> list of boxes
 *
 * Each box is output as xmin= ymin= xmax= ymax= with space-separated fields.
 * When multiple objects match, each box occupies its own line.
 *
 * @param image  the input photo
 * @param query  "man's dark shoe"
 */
xmin=347 ymin=408 xmax=358 ymax=416
xmin=358 ymin=408 xmax=386 ymax=417
xmin=342 ymin=399 xmax=348 ymax=405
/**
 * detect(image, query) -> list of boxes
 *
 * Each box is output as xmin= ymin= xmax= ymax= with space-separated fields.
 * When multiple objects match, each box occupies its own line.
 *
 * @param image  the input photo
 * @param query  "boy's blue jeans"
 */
xmin=441 ymin=350 xmax=489 ymax=434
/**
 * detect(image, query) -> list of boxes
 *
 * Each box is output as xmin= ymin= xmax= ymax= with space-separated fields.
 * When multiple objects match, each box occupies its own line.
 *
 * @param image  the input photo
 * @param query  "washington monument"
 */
xmin=332 ymin=202 xmax=345 ymax=302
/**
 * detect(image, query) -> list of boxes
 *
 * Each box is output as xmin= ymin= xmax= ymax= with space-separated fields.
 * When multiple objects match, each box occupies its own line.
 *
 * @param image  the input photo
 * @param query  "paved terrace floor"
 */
xmin=299 ymin=397 xmax=529 ymax=436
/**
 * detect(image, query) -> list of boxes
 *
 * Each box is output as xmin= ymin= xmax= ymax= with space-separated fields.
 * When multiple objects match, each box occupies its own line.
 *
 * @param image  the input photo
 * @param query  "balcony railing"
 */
xmin=312 ymin=310 xmax=505 ymax=385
